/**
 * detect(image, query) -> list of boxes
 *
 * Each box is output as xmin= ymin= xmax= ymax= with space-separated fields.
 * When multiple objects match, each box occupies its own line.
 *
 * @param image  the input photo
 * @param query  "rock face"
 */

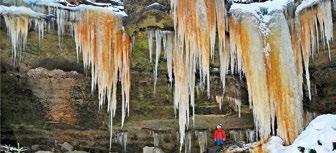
xmin=0 ymin=1 xmax=336 ymax=153
xmin=0 ymin=27 xmax=253 ymax=152
xmin=124 ymin=0 xmax=173 ymax=34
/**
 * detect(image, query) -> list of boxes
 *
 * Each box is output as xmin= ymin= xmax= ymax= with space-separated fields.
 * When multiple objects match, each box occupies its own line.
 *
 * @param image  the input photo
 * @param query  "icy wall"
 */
xmin=1 ymin=0 xmax=335 ymax=151
xmin=0 ymin=1 xmax=131 ymax=151
xmin=169 ymin=0 xmax=333 ymax=147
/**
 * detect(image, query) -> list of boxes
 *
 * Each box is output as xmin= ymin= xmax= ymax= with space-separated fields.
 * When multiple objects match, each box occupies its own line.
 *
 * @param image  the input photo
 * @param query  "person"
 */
xmin=214 ymin=124 xmax=226 ymax=147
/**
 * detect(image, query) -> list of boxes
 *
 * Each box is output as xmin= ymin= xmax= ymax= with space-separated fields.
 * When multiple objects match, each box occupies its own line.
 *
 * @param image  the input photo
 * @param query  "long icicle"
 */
xmin=73 ymin=7 xmax=131 ymax=151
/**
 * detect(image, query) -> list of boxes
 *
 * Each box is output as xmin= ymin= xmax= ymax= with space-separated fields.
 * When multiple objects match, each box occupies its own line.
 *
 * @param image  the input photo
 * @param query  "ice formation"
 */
xmin=149 ymin=30 xmax=175 ymax=91
xmin=296 ymin=0 xmax=333 ymax=100
xmin=163 ymin=31 xmax=174 ymax=84
xmin=265 ymin=114 xmax=336 ymax=153
xmin=229 ymin=1 xmax=305 ymax=144
xmin=169 ymin=0 xmax=334 ymax=147
xmin=246 ymin=129 xmax=256 ymax=143
xmin=0 ymin=6 xmax=45 ymax=65
xmin=1 ymin=2 xmax=131 ymax=152
xmin=72 ymin=7 xmax=131 ymax=150
xmin=195 ymin=130 xmax=207 ymax=153
xmin=148 ymin=29 xmax=154 ymax=62
xmin=215 ymin=96 xmax=223 ymax=111
xmin=153 ymin=30 xmax=162 ymax=93
xmin=117 ymin=132 xmax=128 ymax=153
xmin=184 ymin=132 xmax=192 ymax=153
xmin=228 ymin=97 xmax=242 ymax=118
xmin=229 ymin=129 xmax=257 ymax=143
xmin=170 ymin=0 xmax=222 ymax=148
xmin=152 ymin=131 xmax=160 ymax=147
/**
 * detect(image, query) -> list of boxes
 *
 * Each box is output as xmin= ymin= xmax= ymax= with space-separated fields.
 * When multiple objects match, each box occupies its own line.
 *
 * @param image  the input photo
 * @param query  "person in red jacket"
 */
xmin=214 ymin=124 xmax=226 ymax=147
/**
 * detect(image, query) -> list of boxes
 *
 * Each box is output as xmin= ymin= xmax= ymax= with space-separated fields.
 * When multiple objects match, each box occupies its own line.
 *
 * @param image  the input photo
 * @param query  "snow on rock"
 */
xmin=266 ymin=114 xmax=336 ymax=153
xmin=229 ymin=0 xmax=293 ymax=37
xmin=0 ymin=5 xmax=45 ymax=17
xmin=146 ymin=2 xmax=167 ymax=11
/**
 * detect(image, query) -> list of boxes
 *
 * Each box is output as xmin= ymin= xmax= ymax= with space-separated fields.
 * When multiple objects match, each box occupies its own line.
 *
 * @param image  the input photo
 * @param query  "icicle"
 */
xmin=34 ymin=19 xmax=45 ymax=44
xmin=229 ymin=5 xmax=303 ymax=144
xmin=170 ymin=0 xmax=220 ymax=148
xmin=3 ymin=15 xmax=29 ymax=65
xmin=117 ymin=132 xmax=128 ymax=153
xmin=148 ymin=29 xmax=154 ymax=62
xmin=246 ymin=129 xmax=256 ymax=143
xmin=296 ymin=0 xmax=334 ymax=100
xmin=184 ymin=132 xmax=192 ymax=153
xmin=56 ymin=8 xmax=66 ymax=47
xmin=216 ymin=0 xmax=229 ymax=92
xmin=215 ymin=96 xmax=223 ymax=111
xmin=73 ymin=7 xmax=131 ymax=151
xmin=153 ymin=30 xmax=162 ymax=93
xmin=228 ymin=97 xmax=241 ymax=118
xmin=195 ymin=130 xmax=207 ymax=153
xmin=1 ymin=6 xmax=46 ymax=65
xmin=152 ymin=131 xmax=160 ymax=149
xmin=164 ymin=31 xmax=174 ymax=84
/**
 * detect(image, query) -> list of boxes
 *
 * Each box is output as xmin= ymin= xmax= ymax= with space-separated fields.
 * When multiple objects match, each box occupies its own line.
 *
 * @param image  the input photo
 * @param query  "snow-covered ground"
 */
xmin=266 ymin=114 xmax=336 ymax=153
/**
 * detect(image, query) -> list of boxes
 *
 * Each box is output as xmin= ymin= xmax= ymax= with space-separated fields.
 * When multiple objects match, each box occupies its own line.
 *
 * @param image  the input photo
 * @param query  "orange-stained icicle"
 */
xmin=228 ymin=11 xmax=303 ymax=145
xmin=73 ymin=7 xmax=131 ymax=150
xmin=171 ymin=0 xmax=226 ymax=149
xmin=297 ymin=0 xmax=333 ymax=101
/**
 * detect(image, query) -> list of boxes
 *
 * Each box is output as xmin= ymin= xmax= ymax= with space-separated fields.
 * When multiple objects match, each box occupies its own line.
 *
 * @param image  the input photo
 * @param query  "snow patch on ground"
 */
xmin=266 ymin=114 xmax=336 ymax=153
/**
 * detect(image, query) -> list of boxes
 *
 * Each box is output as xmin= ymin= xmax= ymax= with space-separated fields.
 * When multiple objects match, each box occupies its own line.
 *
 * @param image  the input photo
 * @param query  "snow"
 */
xmin=266 ymin=114 xmax=336 ymax=153
xmin=0 ymin=5 xmax=45 ymax=18
xmin=230 ymin=0 xmax=293 ymax=37
xmin=296 ymin=0 xmax=322 ymax=14
xmin=23 ymin=0 xmax=127 ymax=16
xmin=146 ymin=2 xmax=167 ymax=11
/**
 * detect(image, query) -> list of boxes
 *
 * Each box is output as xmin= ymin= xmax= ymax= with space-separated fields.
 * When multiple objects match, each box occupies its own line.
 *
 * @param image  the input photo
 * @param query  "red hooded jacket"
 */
xmin=214 ymin=128 xmax=226 ymax=141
